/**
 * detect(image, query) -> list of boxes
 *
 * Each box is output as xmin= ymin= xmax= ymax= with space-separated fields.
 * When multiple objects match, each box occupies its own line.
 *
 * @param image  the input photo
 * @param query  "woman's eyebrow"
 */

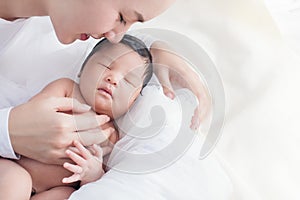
xmin=134 ymin=11 xmax=144 ymax=22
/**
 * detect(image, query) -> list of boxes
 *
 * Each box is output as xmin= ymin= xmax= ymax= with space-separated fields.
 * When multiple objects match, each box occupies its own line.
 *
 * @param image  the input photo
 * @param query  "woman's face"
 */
xmin=79 ymin=42 xmax=147 ymax=119
xmin=49 ymin=0 xmax=174 ymax=44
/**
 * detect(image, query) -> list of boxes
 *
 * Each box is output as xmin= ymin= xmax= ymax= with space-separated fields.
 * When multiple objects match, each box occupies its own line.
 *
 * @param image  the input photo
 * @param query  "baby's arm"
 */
xmin=30 ymin=78 xmax=75 ymax=99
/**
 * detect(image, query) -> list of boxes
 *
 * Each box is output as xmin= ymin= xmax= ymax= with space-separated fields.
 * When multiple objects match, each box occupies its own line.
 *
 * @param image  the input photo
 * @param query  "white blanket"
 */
xmin=70 ymin=82 xmax=232 ymax=200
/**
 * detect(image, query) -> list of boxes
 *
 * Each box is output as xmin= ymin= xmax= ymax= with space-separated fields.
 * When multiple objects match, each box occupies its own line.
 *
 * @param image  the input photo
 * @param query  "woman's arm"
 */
xmin=150 ymin=41 xmax=211 ymax=129
xmin=127 ymin=31 xmax=210 ymax=129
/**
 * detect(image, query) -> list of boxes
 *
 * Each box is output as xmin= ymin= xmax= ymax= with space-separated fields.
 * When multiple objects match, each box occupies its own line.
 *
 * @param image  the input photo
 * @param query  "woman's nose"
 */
xmin=89 ymin=33 xmax=102 ymax=39
xmin=104 ymin=31 xmax=123 ymax=43
xmin=104 ymin=23 xmax=132 ymax=43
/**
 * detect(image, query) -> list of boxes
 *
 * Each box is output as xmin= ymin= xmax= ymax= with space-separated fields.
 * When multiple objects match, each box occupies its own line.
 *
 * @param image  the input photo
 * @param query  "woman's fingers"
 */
xmin=9 ymin=95 xmax=110 ymax=165
xmin=190 ymin=107 xmax=201 ymax=130
xmin=75 ymin=127 xmax=115 ymax=147
xmin=162 ymin=85 xmax=175 ymax=100
xmin=153 ymin=64 xmax=176 ymax=100
xmin=72 ymin=113 xmax=110 ymax=132
xmin=54 ymin=97 xmax=91 ymax=113
xmin=56 ymin=105 xmax=110 ymax=133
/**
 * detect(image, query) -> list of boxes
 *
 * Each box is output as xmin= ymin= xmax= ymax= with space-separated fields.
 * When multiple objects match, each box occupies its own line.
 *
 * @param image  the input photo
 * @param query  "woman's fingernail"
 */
xmin=166 ymin=92 xmax=175 ymax=100
xmin=105 ymin=115 xmax=110 ymax=121
xmin=82 ymin=104 xmax=91 ymax=110
xmin=98 ymin=115 xmax=110 ymax=122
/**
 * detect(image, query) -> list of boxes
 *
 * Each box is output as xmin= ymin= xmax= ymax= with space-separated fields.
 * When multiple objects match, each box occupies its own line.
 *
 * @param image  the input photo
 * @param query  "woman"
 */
xmin=0 ymin=0 xmax=175 ymax=164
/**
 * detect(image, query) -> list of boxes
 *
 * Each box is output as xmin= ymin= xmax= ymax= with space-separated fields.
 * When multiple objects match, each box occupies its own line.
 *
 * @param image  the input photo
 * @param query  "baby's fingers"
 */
xmin=74 ymin=140 xmax=94 ymax=160
xmin=62 ymin=173 xmax=81 ymax=184
xmin=63 ymin=162 xmax=83 ymax=174
xmin=66 ymin=148 xmax=86 ymax=166
xmin=62 ymin=162 xmax=82 ymax=183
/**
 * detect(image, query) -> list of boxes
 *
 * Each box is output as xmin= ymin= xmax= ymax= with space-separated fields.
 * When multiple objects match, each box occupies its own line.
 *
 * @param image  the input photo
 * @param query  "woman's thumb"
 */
xmin=55 ymin=97 xmax=91 ymax=113
xmin=162 ymin=85 xmax=175 ymax=100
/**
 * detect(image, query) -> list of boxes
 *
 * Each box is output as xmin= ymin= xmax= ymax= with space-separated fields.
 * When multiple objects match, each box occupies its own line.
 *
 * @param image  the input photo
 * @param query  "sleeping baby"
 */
xmin=0 ymin=34 xmax=153 ymax=200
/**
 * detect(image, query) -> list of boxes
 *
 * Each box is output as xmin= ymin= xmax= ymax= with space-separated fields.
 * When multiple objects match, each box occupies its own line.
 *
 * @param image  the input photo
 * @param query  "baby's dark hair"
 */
xmin=80 ymin=34 xmax=153 ymax=90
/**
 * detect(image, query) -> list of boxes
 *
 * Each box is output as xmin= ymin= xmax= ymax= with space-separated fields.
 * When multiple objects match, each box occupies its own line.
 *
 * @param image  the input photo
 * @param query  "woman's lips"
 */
xmin=80 ymin=33 xmax=90 ymax=41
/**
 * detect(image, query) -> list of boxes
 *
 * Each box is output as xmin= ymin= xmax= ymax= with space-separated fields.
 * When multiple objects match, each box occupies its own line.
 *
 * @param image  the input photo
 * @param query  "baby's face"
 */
xmin=79 ymin=43 xmax=147 ymax=119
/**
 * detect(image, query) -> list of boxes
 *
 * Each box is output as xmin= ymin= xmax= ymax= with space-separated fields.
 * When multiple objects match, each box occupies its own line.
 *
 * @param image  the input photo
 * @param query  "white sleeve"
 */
xmin=0 ymin=107 xmax=19 ymax=159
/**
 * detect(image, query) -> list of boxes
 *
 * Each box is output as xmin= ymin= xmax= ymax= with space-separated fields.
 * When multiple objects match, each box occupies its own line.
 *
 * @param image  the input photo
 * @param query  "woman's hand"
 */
xmin=9 ymin=96 xmax=113 ymax=165
xmin=150 ymin=41 xmax=211 ymax=130
xmin=62 ymin=141 xmax=105 ymax=186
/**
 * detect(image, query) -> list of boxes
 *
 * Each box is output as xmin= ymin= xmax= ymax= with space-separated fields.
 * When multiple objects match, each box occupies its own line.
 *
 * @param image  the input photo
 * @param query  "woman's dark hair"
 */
xmin=80 ymin=34 xmax=153 ymax=90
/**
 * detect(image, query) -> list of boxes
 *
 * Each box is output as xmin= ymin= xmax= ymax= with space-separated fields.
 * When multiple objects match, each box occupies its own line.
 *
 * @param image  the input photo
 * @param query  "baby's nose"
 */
xmin=106 ymin=76 xmax=118 ymax=86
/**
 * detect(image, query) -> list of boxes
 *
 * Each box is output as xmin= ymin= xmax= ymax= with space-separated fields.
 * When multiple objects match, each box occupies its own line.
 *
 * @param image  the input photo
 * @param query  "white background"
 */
xmin=131 ymin=0 xmax=300 ymax=199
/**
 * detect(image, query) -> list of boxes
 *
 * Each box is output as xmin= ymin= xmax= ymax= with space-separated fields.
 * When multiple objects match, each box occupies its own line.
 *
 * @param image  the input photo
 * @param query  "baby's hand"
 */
xmin=62 ymin=141 xmax=104 ymax=186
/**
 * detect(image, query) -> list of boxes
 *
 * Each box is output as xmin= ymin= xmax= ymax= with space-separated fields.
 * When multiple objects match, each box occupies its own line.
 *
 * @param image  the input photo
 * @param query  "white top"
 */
xmin=0 ymin=18 xmax=26 ymax=158
xmin=0 ymin=16 xmax=157 ymax=159
xmin=0 ymin=17 xmax=96 ymax=158
xmin=0 ymin=107 xmax=15 ymax=158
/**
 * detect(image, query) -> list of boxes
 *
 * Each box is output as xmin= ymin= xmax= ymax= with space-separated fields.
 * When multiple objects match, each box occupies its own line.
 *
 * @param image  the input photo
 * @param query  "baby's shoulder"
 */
xmin=46 ymin=78 xmax=78 ymax=97
xmin=53 ymin=77 xmax=75 ymax=85
xmin=50 ymin=77 xmax=76 ymax=88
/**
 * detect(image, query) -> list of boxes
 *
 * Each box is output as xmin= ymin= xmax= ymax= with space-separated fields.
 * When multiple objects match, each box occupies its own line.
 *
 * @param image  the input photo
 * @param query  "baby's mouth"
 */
xmin=98 ymin=87 xmax=113 ymax=98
